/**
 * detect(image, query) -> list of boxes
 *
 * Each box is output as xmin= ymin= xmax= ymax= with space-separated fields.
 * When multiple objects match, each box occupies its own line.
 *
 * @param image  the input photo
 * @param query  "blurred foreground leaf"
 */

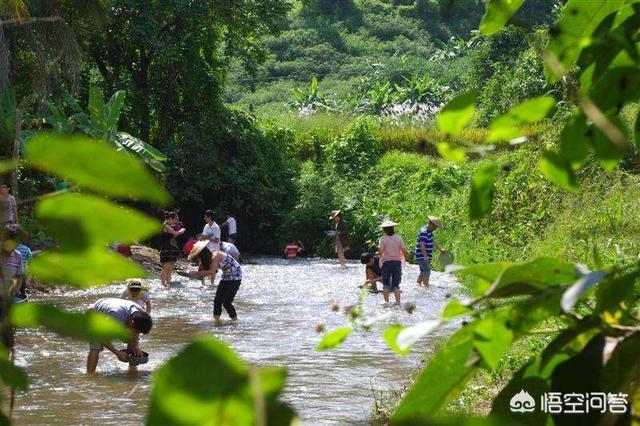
xmin=26 ymin=134 xmax=169 ymax=204
xmin=30 ymin=249 xmax=146 ymax=287
xmin=316 ymin=326 xmax=352 ymax=351
xmin=479 ymin=0 xmax=525 ymax=35
xmin=35 ymin=193 xmax=159 ymax=248
xmin=147 ymin=336 xmax=297 ymax=426
xmin=436 ymin=91 xmax=476 ymax=137
xmin=11 ymin=303 xmax=131 ymax=342
xmin=469 ymin=162 xmax=497 ymax=219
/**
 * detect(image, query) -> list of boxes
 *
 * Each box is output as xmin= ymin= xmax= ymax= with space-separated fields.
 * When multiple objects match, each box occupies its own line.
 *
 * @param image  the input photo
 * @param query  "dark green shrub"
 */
xmin=325 ymin=118 xmax=381 ymax=177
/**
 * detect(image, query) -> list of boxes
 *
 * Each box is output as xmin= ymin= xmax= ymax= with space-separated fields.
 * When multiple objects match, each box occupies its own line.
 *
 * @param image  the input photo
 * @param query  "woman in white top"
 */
xmin=378 ymin=220 xmax=410 ymax=306
xmin=222 ymin=212 xmax=238 ymax=244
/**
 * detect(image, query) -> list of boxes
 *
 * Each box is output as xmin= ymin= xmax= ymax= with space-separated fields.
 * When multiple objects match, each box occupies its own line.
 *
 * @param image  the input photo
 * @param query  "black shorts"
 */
xmin=160 ymin=249 xmax=179 ymax=264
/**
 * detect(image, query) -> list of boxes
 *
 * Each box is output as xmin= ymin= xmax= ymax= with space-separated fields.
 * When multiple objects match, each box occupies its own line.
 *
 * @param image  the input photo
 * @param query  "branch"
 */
xmin=0 ymin=16 xmax=63 ymax=27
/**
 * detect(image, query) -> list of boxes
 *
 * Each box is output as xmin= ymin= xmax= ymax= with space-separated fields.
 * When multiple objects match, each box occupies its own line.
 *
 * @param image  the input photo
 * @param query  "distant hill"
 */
xmin=225 ymin=0 xmax=555 ymax=116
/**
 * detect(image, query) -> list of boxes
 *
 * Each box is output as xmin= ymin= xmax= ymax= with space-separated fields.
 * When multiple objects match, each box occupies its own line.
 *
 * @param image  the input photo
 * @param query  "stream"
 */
xmin=12 ymin=257 xmax=459 ymax=425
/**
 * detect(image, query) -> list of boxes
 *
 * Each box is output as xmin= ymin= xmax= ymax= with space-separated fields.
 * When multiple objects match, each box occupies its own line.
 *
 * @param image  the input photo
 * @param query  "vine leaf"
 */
xmin=469 ymin=162 xmax=498 ymax=219
xmin=479 ymin=0 xmax=525 ymax=35
xmin=316 ymin=327 xmax=352 ymax=351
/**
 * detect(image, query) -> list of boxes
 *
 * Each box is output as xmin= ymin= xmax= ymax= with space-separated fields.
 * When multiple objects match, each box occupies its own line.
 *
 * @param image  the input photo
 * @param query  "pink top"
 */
xmin=378 ymin=234 xmax=407 ymax=264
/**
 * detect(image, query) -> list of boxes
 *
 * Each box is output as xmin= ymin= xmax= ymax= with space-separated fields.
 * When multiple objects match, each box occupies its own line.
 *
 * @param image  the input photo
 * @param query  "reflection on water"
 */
xmin=12 ymin=257 xmax=459 ymax=425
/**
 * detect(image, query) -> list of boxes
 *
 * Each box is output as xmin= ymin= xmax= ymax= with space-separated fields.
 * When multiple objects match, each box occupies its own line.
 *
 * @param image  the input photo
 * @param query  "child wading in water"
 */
xmin=378 ymin=220 xmax=410 ymax=306
xmin=189 ymin=241 xmax=242 ymax=326
xmin=160 ymin=211 xmax=185 ymax=288
xmin=120 ymin=279 xmax=152 ymax=313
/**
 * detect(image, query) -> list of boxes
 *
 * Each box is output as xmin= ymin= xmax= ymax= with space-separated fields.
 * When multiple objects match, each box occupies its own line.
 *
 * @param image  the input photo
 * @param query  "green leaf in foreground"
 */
xmin=545 ymin=0 xmax=623 ymax=81
xmin=383 ymin=325 xmax=410 ymax=356
xmin=436 ymin=91 xmax=475 ymax=136
xmin=11 ymin=303 xmax=131 ymax=342
xmin=437 ymin=143 xmax=466 ymax=164
xmin=393 ymin=325 xmax=478 ymax=422
xmin=473 ymin=316 xmax=513 ymax=370
xmin=0 ymin=345 xmax=28 ymax=390
xmin=442 ymin=299 xmax=473 ymax=319
xmin=36 ymin=193 xmax=159 ymax=249
xmin=316 ymin=327 xmax=352 ymax=351
xmin=29 ymin=249 xmax=147 ymax=287
xmin=479 ymin=0 xmax=525 ymax=35
xmin=539 ymin=151 xmax=578 ymax=191
xmin=469 ymin=162 xmax=498 ymax=219
xmin=488 ymin=96 xmax=556 ymax=142
xmin=26 ymin=133 xmax=169 ymax=204
xmin=148 ymin=336 xmax=296 ymax=426
xmin=384 ymin=321 xmax=441 ymax=357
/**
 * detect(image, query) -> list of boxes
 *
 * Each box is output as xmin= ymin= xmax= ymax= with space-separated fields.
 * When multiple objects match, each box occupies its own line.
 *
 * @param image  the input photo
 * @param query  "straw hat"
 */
xmin=329 ymin=210 xmax=341 ymax=219
xmin=188 ymin=240 xmax=209 ymax=260
xmin=126 ymin=278 xmax=144 ymax=290
xmin=428 ymin=216 xmax=443 ymax=229
xmin=379 ymin=220 xmax=399 ymax=228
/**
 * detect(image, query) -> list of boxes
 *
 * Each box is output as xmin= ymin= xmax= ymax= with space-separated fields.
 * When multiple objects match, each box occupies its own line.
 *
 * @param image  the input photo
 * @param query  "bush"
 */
xmin=325 ymin=118 xmax=381 ymax=177
xmin=164 ymin=109 xmax=297 ymax=253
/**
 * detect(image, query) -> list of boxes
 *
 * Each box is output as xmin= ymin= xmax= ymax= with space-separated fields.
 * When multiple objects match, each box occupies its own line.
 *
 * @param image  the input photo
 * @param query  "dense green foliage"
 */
xmin=3 ymin=0 xmax=640 ymax=424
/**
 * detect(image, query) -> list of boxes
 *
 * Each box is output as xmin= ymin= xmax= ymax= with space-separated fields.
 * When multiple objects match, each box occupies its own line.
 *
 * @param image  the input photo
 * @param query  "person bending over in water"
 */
xmin=360 ymin=253 xmax=383 ymax=291
xmin=189 ymin=241 xmax=242 ymax=326
xmin=86 ymin=298 xmax=152 ymax=375
xmin=220 ymin=241 xmax=241 ymax=262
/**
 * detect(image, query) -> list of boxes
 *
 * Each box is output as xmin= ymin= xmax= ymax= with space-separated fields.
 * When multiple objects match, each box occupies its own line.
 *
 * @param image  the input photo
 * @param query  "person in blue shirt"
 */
xmin=415 ymin=216 xmax=447 ymax=287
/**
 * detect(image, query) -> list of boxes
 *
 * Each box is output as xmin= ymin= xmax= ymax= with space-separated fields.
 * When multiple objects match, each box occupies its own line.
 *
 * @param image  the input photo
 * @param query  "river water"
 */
xmin=12 ymin=257 xmax=458 ymax=425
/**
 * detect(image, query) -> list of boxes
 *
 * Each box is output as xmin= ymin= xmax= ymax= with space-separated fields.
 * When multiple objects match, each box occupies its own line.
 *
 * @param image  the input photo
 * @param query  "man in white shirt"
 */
xmin=202 ymin=209 xmax=220 ymax=286
xmin=222 ymin=212 xmax=238 ymax=244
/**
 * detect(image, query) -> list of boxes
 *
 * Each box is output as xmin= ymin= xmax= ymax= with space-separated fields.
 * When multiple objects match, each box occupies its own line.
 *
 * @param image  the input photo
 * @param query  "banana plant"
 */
xmin=43 ymin=87 xmax=167 ymax=173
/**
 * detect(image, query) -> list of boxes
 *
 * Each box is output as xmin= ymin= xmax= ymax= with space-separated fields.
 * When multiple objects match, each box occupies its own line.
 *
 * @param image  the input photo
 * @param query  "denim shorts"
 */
xmin=228 ymin=233 xmax=238 ymax=240
xmin=381 ymin=260 xmax=402 ymax=289
xmin=417 ymin=258 xmax=431 ymax=279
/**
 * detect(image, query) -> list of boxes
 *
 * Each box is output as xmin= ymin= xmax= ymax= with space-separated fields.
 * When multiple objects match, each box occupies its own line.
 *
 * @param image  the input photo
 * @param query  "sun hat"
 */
xmin=329 ymin=210 xmax=341 ymax=219
xmin=379 ymin=220 xmax=399 ymax=228
xmin=126 ymin=279 xmax=144 ymax=290
xmin=188 ymin=240 xmax=209 ymax=261
xmin=428 ymin=216 xmax=443 ymax=229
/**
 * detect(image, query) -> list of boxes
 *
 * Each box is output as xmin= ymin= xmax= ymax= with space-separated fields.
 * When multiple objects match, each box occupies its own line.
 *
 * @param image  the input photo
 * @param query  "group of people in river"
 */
xmin=88 ymin=208 xmax=244 ymax=373
xmin=328 ymin=210 xmax=448 ymax=306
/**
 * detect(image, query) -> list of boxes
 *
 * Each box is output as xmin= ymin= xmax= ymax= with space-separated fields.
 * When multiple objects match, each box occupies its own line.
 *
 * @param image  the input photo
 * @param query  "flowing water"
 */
xmin=11 ymin=257 xmax=459 ymax=425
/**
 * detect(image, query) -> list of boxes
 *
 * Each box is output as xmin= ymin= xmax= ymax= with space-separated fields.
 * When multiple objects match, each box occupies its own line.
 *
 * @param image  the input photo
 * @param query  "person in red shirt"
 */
xmin=284 ymin=240 xmax=304 ymax=259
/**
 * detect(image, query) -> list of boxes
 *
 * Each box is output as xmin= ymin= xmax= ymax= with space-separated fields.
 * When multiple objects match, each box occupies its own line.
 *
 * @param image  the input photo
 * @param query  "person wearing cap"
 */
xmin=415 ymin=216 xmax=447 ymax=287
xmin=120 ymin=279 xmax=152 ymax=313
xmin=329 ymin=210 xmax=351 ymax=267
xmin=378 ymin=220 xmax=410 ymax=305
xmin=188 ymin=240 xmax=242 ymax=326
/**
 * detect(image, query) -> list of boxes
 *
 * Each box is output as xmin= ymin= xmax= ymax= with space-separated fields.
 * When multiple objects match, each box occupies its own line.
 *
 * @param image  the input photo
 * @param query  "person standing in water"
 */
xmin=202 ymin=210 xmax=221 ymax=286
xmin=189 ymin=241 xmax=242 ymax=326
xmin=0 ymin=183 xmax=18 ymax=225
xmin=378 ymin=220 xmax=410 ymax=306
xmin=221 ymin=212 xmax=238 ymax=245
xmin=160 ymin=211 xmax=185 ymax=288
xmin=329 ymin=210 xmax=350 ymax=267
xmin=86 ymin=298 xmax=152 ymax=375
xmin=415 ymin=216 xmax=447 ymax=287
